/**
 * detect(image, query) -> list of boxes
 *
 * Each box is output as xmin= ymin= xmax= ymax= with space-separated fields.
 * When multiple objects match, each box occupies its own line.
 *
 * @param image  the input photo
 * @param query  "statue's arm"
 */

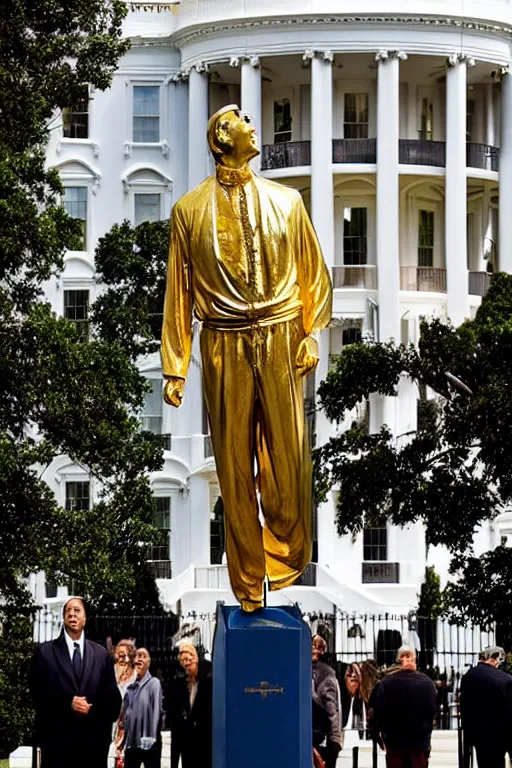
xmin=161 ymin=204 xmax=193 ymax=408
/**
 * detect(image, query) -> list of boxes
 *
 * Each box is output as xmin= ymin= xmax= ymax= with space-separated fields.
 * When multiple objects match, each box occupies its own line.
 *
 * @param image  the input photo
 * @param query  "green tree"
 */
xmin=0 ymin=0 xmax=173 ymax=755
xmin=315 ymin=273 xmax=512 ymax=631
xmin=417 ymin=566 xmax=444 ymax=620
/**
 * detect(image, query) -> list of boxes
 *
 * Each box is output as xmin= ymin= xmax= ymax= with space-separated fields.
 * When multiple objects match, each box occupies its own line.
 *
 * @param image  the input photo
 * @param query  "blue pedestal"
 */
xmin=212 ymin=604 xmax=312 ymax=768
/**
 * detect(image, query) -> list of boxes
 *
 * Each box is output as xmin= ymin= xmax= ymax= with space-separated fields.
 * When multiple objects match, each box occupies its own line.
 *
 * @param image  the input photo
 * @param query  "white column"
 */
xmin=376 ymin=50 xmax=403 ymax=343
xmin=188 ymin=64 xmax=209 ymax=190
xmin=170 ymin=78 xmax=189 ymax=201
xmin=445 ymin=55 xmax=471 ymax=325
xmin=500 ymin=71 xmax=512 ymax=273
xmin=241 ymin=57 xmax=262 ymax=172
xmin=309 ymin=50 xmax=334 ymax=267
xmin=485 ymin=82 xmax=495 ymax=147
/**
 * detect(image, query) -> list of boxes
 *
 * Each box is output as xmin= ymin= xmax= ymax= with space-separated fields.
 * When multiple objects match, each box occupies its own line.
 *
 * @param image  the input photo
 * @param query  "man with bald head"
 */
xmin=31 ymin=597 xmax=121 ymax=768
xmin=162 ymin=105 xmax=332 ymax=612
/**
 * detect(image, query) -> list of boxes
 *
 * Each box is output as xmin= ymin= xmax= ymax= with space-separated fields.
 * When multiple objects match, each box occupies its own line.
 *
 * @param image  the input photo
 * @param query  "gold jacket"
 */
xmin=161 ymin=171 xmax=332 ymax=379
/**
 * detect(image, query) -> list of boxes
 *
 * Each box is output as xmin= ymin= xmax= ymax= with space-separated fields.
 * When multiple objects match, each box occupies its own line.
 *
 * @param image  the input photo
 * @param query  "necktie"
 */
xmin=73 ymin=642 xmax=82 ymax=681
xmin=238 ymin=184 xmax=261 ymax=299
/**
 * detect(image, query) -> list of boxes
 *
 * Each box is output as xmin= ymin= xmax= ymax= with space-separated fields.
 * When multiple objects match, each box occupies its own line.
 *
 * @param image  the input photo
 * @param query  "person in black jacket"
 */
xmin=170 ymin=643 xmax=212 ymax=768
xmin=373 ymin=645 xmax=437 ymax=768
xmin=460 ymin=646 xmax=512 ymax=768
xmin=30 ymin=597 xmax=122 ymax=768
xmin=312 ymin=635 xmax=342 ymax=768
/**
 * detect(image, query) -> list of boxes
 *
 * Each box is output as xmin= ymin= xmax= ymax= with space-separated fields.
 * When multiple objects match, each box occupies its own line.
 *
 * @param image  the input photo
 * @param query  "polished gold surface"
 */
xmin=162 ymin=106 xmax=332 ymax=610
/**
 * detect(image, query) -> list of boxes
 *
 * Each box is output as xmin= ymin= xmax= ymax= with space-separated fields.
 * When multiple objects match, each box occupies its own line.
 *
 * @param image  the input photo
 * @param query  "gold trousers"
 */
xmin=200 ymin=317 xmax=312 ymax=611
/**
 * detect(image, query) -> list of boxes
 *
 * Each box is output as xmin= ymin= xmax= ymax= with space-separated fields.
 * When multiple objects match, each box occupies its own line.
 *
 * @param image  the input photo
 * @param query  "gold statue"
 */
xmin=161 ymin=105 xmax=332 ymax=612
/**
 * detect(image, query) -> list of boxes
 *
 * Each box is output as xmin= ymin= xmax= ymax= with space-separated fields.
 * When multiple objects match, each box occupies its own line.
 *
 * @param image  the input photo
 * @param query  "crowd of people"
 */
xmin=30 ymin=598 xmax=512 ymax=768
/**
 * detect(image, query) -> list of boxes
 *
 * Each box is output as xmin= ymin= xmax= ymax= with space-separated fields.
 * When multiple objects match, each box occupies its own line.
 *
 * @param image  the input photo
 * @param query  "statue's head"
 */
xmin=207 ymin=104 xmax=259 ymax=166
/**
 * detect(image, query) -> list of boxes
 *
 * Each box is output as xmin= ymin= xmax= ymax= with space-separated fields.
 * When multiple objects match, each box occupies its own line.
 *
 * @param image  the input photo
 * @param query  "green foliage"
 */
xmin=0 ymin=0 xmax=175 ymax=754
xmin=93 ymin=219 xmax=170 ymax=357
xmin=417 ymin=566 xmax=444 ymax=620
xmin=315 ymin=273 xmax=512 ymax=628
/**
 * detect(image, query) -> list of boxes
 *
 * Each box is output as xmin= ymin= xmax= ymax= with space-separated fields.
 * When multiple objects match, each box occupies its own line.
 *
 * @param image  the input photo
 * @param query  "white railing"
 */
xmin=400 ymin=266 xmax=446 ymax=293
xmin=332 ymin=265 xmax=377 ymax=290
xmin=194 ymin=564 xmax=231 ymax=589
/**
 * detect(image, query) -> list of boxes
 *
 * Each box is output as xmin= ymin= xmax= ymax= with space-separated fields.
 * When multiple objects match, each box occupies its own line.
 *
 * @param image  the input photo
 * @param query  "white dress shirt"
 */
xmin=63 ymin=628 xmax=85 ymax=662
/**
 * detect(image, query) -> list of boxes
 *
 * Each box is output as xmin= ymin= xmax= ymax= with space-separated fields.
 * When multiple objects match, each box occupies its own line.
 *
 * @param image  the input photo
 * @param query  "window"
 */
xmin=420 ymin=98 xmax=433 ymax=141
xmin=133 ymin=86 xmax=160 ymax=143
xmin=141 ymin=379 xmax=163 ymax=434
xmin=62 ymin=86 xmax=89 ymax=139
xmin=418 ymin=210 xmax=434 ymax=267
xmin=363 ymin=527 xmax=387 ymax=561
xmin=64 ymin=290 xmax=89 ymax=338
xmin=466 ymin=100 xmax=475 ymax=142
xmin=343 ymin=207 xmax=367 ymax=265
xmin=210 ymin=488 xmax=224 ymax=565
xmin=63 ymin=187 xmax=87 ymax=250
xmin=147 ymin=497 xmax=171 ymax=578
xmin=344 ymin=93 xmax=369 ymax=139
xmin=329 ymin=320 xmax=363 ymax=369
xmin=65 ymin=481 xmax=90 ymax=512
xmin=134 ymin=193 xmax=161 ymax=226
xmin=274 ymin=99 xmax=292 ymax=143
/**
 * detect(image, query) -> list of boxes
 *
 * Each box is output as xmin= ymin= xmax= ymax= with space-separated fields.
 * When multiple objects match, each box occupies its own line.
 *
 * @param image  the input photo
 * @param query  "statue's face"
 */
xmin=217 ymin=109 xmax=259 ymax=162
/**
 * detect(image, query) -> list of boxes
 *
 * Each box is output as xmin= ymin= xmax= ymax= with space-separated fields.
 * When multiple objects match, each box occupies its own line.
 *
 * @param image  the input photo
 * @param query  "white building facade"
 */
xmin=35 ymin=0 xmax=512 ymax=618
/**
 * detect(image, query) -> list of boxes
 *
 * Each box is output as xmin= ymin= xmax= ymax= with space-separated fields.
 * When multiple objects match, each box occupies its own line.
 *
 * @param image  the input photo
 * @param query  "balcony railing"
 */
xmin=399 ymin=140 xmax=446 ymax=167
xmin=466 ymin=143 xmax=499 ymax=172
xmin=333 ymin=138 xmax=376 ymax=164
xmin=332 ymin=265 xmax=377 ymax=289
xmin=195 ymin=565 xmax=231 ymax=590
xmin=293 ymin=563 xmax=317 ymax=587
xmin=261 ymin=141 xmax=311 ymax=170
xmin=148 ymin=560 xmax=172 ymax=579
xmin=400 ymin=266 xmax=446 ymax=293
xmin=362 ymin=562 xmax=400 ymax=584
xmin=468 ymin=271 xmax=492 ymax=297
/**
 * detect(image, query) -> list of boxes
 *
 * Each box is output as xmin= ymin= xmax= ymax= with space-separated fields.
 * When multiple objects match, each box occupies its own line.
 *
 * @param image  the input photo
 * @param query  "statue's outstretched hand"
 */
xmin=164 ymin=376 xmax=185 ymax=407
xmin=296 ymin=336 xmax=319 ymax=377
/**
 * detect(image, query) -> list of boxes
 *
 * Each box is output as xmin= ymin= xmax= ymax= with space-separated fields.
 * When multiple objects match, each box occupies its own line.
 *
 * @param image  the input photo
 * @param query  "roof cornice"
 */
xmin=171 ymin=13 xmax=512 ymax=48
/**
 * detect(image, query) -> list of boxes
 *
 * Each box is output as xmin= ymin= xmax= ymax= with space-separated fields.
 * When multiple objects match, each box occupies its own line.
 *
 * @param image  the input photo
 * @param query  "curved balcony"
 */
xmin=262 ymin=139 xmax=499 ymax=173
xmin=468 ymin=271 xmax=492 ymax=297
xmin=466 ymin=143 xmax=499 ymax=172
xmin=399 ymin=140 xmax=446 ymax=167
xmin=400 ymin=266 xmax=446 ymax=293
xmin=261 ymin=141 xmax=310 ymax=170
xmin=333 ymin=138 xmax=376 ymax=164
xmin=332 ymin=265 xmax=377 ymax=290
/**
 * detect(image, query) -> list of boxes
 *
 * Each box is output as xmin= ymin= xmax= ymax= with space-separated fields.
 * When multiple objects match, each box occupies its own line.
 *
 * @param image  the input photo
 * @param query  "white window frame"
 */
xmin=412 ymin=199 xmax=443 ymax=269
xmin=334 ymin=194 xmax=376 ymax=267
xmin=122 ymin=165 xmax=173 ymax=224
xmin=57 ymin=86 xmax=100 ymax=156
xmin=124 ymin=77 xmax=169 ymax=158
xmin=56 ymin=160 xmax=101 ymax=255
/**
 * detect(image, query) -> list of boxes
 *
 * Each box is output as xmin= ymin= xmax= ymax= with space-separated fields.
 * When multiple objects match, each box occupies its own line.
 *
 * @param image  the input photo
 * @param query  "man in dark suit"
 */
xmin=460 ymin=646 xmax=512 ymax=768
xmin=31 ymin=597 xmax=122 ymax=768
xmin=373 ymin=645 xmax=437 ymax=768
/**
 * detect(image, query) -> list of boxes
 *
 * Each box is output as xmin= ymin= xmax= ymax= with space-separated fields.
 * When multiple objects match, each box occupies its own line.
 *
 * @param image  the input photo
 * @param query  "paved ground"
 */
xmin=9 ymin=730 xmax=460 ymax=768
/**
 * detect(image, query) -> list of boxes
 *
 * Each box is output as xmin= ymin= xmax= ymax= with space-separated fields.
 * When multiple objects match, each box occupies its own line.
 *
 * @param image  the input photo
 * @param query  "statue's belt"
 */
xmin=201 ymin=306 xmax=302 ymax=333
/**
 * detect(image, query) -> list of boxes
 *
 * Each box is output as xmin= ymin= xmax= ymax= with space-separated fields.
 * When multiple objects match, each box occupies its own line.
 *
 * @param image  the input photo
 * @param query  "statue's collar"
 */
xmin=216 ymin=163 xmax=252 ymax=187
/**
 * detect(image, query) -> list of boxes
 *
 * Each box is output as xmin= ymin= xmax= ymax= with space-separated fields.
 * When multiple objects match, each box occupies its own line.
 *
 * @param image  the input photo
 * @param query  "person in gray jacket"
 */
xmin=312 ymin=635 xmax=343 ymax=768
xmin=118 ymin=648 xmax=162 ymax=768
